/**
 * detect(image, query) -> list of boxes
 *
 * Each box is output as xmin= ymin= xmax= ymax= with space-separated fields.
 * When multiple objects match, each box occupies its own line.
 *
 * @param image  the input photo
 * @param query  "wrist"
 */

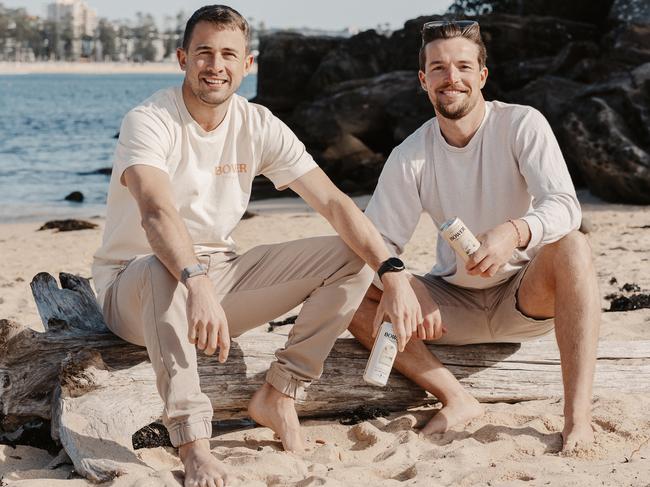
xmin=507 ymin=219 xmax=522 ymax=248
xmin=377 ymin=257 xmax=406 ymax=283
xmin=184 ymin=273 xmax=210 ymax=291
xmin=381 ymin=270 xmax=409 ymax=288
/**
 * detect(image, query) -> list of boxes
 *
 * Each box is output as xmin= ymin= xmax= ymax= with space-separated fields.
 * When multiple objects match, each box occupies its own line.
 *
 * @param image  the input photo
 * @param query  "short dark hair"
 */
xmin=419 ymin=22 xmax=487 ymax=71
xmin=182 ymin=5 xmax=251 ymax=51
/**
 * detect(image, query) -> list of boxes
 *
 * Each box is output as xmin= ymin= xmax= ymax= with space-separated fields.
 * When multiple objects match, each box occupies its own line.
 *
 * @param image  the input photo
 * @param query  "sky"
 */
xmin=3 ymin=0 xmax=454 ymax=30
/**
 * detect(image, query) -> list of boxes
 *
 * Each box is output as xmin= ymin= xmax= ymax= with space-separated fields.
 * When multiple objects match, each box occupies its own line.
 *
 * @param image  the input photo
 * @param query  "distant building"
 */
xmin=47 ymin=0 xmax=97 ymax=59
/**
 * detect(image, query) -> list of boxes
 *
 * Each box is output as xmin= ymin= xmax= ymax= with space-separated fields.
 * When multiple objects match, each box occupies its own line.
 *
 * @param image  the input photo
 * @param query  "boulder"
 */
xmin=291 ymin=71 xmax=429 ymax=154
xmin=252 ymin=3 xmax=650 ymax=204
xmin=308 ymin=30 xmax=393 ymax=94
xmin=64 ymin=191 xmax=84 ymax=203
xmin=254 ymin=33 xmax=342 ymax=113
xmin=560 ymin=63 xmax=650 ymax=203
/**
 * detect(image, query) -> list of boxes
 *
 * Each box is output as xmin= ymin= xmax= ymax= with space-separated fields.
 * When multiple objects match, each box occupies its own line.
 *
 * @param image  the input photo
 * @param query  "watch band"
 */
xmin=180 ymin=263 xmax=208 ymax=284
xmin=377 ymin=257 xmax=406 ymax=281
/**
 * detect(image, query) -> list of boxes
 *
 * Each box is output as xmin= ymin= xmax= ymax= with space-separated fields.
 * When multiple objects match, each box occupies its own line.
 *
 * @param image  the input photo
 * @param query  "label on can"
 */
xmin=439 ymin=217 xmax=481 ymax=262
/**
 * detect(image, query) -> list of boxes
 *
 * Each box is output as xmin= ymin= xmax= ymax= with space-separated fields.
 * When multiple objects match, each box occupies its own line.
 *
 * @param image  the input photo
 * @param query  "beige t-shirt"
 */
xmin=365 ymin=100 xmax=581 ymax=290
xmin=93 ymin=87 xmax=317 ymax=301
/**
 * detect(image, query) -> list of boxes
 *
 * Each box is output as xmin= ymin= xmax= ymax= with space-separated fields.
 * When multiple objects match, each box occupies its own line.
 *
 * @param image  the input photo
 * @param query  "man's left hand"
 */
xmin=466 ymin=222 xmax=518 ymax=278
xmin=373 ymin=272 xmax=423 ymax=352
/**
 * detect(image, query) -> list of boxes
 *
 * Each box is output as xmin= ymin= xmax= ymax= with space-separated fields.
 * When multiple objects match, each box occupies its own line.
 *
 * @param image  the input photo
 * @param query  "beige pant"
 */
xmin=101 ymin=236 xmax=373 ymax=446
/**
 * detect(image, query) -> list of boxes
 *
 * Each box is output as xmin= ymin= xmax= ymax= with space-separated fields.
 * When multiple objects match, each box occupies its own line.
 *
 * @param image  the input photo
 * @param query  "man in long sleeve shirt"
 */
xmin=349 ymin=20 xmax=600 ymax=451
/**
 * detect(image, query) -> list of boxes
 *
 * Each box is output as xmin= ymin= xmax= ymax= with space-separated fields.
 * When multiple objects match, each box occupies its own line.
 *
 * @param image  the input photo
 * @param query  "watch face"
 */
xmin=387 ymin=257 xmax=405 ymax=271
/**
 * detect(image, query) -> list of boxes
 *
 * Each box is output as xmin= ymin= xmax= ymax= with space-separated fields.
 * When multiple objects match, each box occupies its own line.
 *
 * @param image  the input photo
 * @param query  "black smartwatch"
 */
xmin=377 ymin=257 xmax=406 ymax=282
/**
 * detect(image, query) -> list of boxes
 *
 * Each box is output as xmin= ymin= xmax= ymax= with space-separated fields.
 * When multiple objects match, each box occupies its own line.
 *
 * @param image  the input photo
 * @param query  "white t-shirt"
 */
xmin=93 ymin=87 xmax=317 ymax=300
xmin=365 ymin=100 xmax=581 ymax=290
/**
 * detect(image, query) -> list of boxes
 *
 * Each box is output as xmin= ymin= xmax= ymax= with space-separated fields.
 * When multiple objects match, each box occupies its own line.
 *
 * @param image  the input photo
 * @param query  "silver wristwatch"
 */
xmin=180 ymin=263 xmax=208 ymax=284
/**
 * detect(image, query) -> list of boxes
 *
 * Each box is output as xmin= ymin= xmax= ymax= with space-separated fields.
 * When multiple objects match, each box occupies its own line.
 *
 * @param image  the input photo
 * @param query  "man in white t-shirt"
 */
xmin=92 ymin=6 xmax=422 ymax=486
xmin=348 ymin=21 xmax=600 ymax=451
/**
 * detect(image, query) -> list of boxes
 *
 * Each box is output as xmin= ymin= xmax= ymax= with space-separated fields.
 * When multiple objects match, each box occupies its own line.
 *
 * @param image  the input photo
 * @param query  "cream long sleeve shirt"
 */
xmin=365 ymin=100 xmax=581 ymax=290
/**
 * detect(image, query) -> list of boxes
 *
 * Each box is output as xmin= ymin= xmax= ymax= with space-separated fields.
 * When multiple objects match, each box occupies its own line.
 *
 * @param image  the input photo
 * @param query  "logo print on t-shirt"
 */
xmin=214 ymin=163 xmax=248 ymax=176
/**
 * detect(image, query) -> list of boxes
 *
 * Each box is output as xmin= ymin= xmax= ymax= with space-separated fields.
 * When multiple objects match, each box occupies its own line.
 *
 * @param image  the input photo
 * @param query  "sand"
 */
xmin=1 ymin=191 xmax=649 ymax=486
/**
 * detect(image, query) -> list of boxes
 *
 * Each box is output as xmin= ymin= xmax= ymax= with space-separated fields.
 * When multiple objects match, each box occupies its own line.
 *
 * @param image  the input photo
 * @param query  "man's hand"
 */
xmin=466 ymin=222 xmax=518 ymax=278
xmin=373 ymin=272 xmax=423 ymax=352
xmin=408 ymin=275 xmax=447 ymax=341
xmin=185 ymin=275 xmax=230 ymax=363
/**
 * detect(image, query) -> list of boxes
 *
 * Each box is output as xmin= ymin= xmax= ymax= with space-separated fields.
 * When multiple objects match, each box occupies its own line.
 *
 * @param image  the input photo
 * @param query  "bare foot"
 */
xmin=562 ymin=421 xmax=595 ymax=451
xmin=248 ymin=382 xmax=305 ymax=452
xmin=421 ymin=393 xmax=484 ymax=435
xmin=179 ymin=438 xmax=228 ymax=487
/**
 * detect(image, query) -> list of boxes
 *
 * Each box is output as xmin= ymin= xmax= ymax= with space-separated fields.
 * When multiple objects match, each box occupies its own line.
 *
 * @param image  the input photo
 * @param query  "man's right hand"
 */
xmin=185 ymin=275 xmax=231 ymax=363
xmin=408 ymin=275 xmax=446 ymax=341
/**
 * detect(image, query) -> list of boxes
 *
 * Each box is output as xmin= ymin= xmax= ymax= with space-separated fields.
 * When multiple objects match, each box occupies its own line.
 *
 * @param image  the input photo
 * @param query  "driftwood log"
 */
xmin=1 ymin=272 xmax=650 ymax=481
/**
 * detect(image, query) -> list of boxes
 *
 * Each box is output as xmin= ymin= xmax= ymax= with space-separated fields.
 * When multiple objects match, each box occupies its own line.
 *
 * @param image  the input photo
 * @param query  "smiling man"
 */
xmin=348 ymin=21 xmax=601 ymax=451
xmin=92 ymin=5 xmax=421 ymax=487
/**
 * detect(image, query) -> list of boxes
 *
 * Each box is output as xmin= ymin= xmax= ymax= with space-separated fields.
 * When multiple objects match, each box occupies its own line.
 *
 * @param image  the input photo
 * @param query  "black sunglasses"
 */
xmin=421 ymin=20 xmax=479 ymax=44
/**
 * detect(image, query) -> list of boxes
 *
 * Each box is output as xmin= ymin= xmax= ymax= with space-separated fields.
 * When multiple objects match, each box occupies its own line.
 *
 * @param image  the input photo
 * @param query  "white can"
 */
xmin=439 ymin=217 xmax=481 ymax=262
xmin=363 ymin=322 xmax=398 ymax=387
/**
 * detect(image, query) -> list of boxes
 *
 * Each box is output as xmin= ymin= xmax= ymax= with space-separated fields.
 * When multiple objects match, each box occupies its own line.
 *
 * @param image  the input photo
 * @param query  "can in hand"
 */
xmin=363 ymin=322 xmax=398 ymax=387
xmin=439 ymin=217 xmax=481 ymax=262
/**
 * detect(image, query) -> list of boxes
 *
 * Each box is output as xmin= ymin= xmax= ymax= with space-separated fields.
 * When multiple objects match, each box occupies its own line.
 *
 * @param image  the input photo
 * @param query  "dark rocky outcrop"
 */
xmin=253 ymin=0 xmax=649 ymax=203
xmin=64 ymin=191 xmax=84 ymax=203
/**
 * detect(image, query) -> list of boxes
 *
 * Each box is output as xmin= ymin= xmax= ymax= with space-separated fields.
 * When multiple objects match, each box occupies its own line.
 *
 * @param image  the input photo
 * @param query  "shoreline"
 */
xmin=0 ymin=61 xmax=259 ymax=75
xmin=1 ymin=190 xmax=645 ymax=225
xmin=0 ymin=61 xmax=183 ymax=75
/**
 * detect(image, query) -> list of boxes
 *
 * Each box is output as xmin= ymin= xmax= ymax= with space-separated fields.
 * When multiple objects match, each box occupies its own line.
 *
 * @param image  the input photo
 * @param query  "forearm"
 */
xmin=325 ymin=196 xmax=392 ymax=272
xmin=141 ymin=205 xmax=199 ymax=281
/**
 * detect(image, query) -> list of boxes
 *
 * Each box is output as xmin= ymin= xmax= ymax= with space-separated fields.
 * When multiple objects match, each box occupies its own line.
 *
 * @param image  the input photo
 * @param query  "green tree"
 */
xmin=132 ymin=12 xmax=158 ymax=62
xmin=97 ymin=18 xmax=117 ymax=60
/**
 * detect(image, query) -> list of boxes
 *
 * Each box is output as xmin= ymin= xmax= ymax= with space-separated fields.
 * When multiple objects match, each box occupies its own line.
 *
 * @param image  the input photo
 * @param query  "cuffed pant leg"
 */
xmin=103 ymin=255 xmax=213 ymax=447
xmin=213 ymin=236 xmax=374 ymax=399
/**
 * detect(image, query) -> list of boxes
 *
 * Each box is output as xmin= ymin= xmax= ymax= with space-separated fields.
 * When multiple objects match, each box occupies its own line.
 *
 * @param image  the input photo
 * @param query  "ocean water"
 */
xmin=0 ymin=73 xmax=257 ymax=223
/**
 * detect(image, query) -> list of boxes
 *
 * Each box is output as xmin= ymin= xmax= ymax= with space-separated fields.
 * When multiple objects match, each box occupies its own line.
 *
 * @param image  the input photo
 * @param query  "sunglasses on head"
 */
xmin=421 ymin=20 xmax=479 ymax=44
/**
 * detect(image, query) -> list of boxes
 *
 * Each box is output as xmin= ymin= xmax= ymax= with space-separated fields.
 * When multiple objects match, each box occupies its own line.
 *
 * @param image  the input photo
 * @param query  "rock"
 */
xmin=250 ymin=176 xmax=278 ymax=201
xmin=254 ymin=33 xmax=342 ymax=113
xmin=560 ymin=63 xmax=650 ymax=204
xmin=547 ymin=41 xmax=601 ymax=80
xmin=292 ymin=71 xmax=429 ymax=154
xmin=132 ymin=422 xmax=172 ymax=450
xmin=112 ymin=132 xmax=119 ymax=139
xmin=308 ymin=30 xmax=392 ymax=94
xmin=607 ymin=294 xmax=650 ymax=311
xmin=38 ymin=220 xmax=98 ymax=232
xmin=79 ymin=167 xmax=112 ymax=176
xmin=252 ymin=5 xmax=649 ymax=203
xmin=64 ymin=191 xmax=84 ymax=202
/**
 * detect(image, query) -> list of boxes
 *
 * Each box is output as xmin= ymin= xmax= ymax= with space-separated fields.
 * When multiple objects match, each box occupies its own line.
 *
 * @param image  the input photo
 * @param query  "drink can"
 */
xmin=363 ymin=322 xmax=398 ymax=387
xmin=439 ymin=217 xmax=480 ymax=262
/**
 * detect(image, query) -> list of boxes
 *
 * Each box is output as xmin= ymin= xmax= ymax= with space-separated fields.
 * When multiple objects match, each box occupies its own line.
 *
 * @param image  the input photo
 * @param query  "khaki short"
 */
xmin=416 ymin=263 xmax=555 ymax=345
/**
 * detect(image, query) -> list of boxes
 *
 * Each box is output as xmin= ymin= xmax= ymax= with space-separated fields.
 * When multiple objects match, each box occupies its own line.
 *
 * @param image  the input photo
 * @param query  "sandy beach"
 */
xmin=1 ymin=192 xmax=649 ymax=486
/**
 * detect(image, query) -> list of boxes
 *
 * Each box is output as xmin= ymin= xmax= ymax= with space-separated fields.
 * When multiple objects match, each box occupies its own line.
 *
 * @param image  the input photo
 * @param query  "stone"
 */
xmin=64 ymin=191 xmax=84 ymax=203
xmin=560 ymin=63 xmax=650 ymax=204
xmin=254 ymin=33 xmax=342 ymax=114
